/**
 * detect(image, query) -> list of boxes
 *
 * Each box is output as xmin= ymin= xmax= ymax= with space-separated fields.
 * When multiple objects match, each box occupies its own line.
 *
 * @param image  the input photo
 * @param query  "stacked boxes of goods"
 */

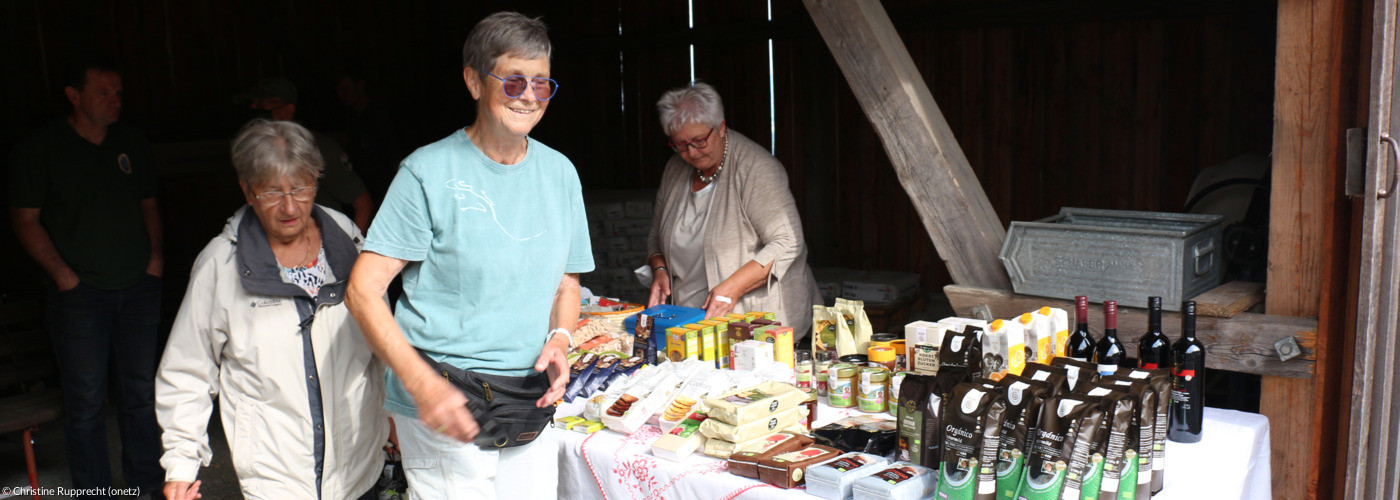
xmin=581 ymin=189 xmax=656 ymax=301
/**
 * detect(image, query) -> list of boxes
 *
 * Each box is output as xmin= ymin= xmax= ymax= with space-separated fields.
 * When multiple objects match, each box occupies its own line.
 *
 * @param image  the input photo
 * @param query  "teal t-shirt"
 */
xmin=8 ymin=119 xmax=157 ymax=290
xmin=364 ymin=129 xmax=594 ymax=417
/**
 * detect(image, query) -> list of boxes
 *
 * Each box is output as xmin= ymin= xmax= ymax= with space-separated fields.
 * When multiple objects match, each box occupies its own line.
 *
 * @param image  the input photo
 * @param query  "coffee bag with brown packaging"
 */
xmin=935 ymin=382 xmax=1008 ymax=500
xmin=993 ymin=374 xmax=1051 ymax=499
xmin=939 ymin=326 xmax=984 ymax=383
xmin=1115 ymin=367 xmax=1170 ymax=494
xmin=1018 ymin=394 xmax=1106 ymax=500
xmin=1051 ymin=357 xmax=1100 ymax=392
xmin=1100 ymin=375 xmax=1157 ymax=499
xmin=1077 ymin=384 xmax=1135 ymax=500
xmin=1021 ymin=362 xmax=1072 ymax=397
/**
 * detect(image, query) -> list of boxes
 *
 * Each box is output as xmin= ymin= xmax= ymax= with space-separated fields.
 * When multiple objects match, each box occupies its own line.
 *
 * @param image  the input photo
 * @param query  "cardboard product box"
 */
xmin=701 ymin=319 xmax=732 ymax=369
xmin=629 ymin=235 xmax=649 ymax=251
xmin=686 ymin=323 xmax=717 ymax=363
xmin=840 ymin=270 xmax=921 ymax=303
xmin=667 ymin=326 xmax=699 ymax=362
xmin=755 ymin=325 xmax=795 ymax=368
xmin=609 ymin=250 xmax=648 ymax=269
xmin=734 ymin=340 xmax=775 ymax=371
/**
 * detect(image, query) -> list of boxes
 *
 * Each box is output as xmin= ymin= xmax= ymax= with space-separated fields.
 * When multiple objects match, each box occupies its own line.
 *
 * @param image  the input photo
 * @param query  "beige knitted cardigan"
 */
xmin=647 ymin=129 xmax=821 ymax=337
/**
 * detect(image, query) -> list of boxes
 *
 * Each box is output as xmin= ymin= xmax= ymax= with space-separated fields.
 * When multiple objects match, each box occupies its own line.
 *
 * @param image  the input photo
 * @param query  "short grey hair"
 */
xmin=462 ymin=12 xmax=551 ymax=78
xmin=656 ymin=82 xmax=725 ymax=136
xmin=230 ymin=119 xmax=324 ymax=189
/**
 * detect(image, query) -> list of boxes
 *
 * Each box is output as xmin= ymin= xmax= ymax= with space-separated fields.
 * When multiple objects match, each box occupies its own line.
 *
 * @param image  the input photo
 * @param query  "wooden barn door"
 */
xmin=1343 ymin=0 xmax=1400 ymax=497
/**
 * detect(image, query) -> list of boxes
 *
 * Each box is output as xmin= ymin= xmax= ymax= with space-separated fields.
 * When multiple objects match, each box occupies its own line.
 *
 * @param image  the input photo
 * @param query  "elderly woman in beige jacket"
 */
xmin=646 ymin=82 xmax=821 ymax=335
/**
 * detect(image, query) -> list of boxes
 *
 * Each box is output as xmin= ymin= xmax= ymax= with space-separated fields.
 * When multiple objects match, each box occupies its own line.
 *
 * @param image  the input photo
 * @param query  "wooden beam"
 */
xmin=802 ymin=0 xmax=1011 ymax=289
xmin=943 ymin=285 xmax=1318 ymax=379
xmin=1194 ymin=281 xmax=1265 ymax=318
xmin=1262 ymin=0 xmax=1360 ymax=497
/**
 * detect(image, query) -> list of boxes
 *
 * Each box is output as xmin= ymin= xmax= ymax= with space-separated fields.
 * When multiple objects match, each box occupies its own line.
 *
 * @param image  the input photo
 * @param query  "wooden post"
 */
xmin=1262 ymin=0 xmax=1360 ymax=497
xmin=801 ymin=0 xmax=1012 ymax=289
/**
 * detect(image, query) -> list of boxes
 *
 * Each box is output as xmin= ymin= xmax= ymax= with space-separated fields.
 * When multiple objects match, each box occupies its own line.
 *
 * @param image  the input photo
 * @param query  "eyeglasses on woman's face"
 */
xmin=668 ymin=127 xmax=715 ymax=153
xmin=253 ymin=186 xmax=317 ymax=206
xmin=486 ymin=72 xmax=558 ymax=101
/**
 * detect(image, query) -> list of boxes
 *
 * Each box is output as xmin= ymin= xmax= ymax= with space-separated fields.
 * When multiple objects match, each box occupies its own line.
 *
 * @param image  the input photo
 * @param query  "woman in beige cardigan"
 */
xmin=645 ymin=82 xmax=821 ymax=336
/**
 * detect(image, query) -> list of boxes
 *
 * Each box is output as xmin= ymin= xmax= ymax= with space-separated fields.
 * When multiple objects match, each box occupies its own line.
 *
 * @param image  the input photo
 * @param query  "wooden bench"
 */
xmin=0 ymin=298 xmax=64 ymax=500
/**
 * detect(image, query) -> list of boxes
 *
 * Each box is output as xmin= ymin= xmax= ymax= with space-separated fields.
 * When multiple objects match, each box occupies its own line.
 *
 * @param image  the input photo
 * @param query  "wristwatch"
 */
xmin=549 ymin=327 xmax=574 ymax=348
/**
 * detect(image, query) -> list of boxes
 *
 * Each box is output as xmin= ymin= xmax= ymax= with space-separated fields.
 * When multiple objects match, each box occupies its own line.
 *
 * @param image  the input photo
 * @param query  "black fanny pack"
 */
xmin=418 ymin=351 xmax=556 ymax=448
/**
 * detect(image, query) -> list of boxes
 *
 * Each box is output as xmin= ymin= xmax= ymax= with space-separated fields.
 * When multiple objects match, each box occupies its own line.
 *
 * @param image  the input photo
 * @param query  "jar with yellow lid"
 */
xmin=857 ymin=367 xmax=890 ymax=413
xmin=890 ymin=339 xmax=907 ymax=371
xmin=869 ymin=346 xmax=898 ymax=372
xmin=826 ymin=363 xmax=858 ymax=408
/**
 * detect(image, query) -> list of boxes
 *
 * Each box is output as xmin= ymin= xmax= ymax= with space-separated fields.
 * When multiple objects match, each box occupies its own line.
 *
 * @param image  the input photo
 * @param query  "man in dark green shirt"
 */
xmin=237 ymin=77 xmax=375 ymax=231
xmin=8 ymin=57 xmax=165 ymax=495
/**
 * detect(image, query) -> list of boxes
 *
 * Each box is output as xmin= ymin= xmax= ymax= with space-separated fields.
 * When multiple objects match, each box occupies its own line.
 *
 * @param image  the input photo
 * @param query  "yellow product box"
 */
xmin=755 ymin=325 xmax=795 ymax=368
xmin=701 ymin=319 xmax=732 ymax=369
xmin=667 ymin=326 xmax=699 ymax=362
xmin=753 ymin=311 xmax=777 ymax=321
xmin=687 ymin=323 xmax=716 ymax=363
xmin=725 ymin=313 xmax=748 ymax=322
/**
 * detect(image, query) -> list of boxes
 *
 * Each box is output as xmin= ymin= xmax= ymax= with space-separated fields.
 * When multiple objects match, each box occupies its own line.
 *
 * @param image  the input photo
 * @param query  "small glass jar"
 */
xmin=889 ymin=371 xmax=911 ymax=417
xmin=802 ymin=387 xmax=819 ymax=427
xmin=857 ymin=367 xmax=890 ymax=413
xmin=839 ymin=354 xmax=869 ymax=366
xmin=815 ymin=350 xmax=835 ymax=397
xmin=794 ymin=350 xmax=814 ymax=389
xmin=869 ymin=346 xmax=898 ymax=372
xmin=890 ymin=339 xmax=907 ymax=371
xmin=826 ymin=363 xmax=858 ymax=408
xmin=869 ymin=333 xmax=897 ymax=351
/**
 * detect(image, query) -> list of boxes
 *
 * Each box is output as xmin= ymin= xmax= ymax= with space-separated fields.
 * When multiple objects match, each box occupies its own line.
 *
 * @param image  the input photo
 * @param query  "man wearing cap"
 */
xmin=238 ymin=77 xmax=374 ymax=231
xmin=9 ymin=56 xmax=165 ymax=497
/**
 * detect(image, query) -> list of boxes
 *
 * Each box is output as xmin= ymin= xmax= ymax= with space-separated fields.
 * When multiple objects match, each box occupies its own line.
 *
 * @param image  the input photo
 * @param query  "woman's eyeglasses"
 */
xmin=486 ymin=72 xmax=559 ymax=101
xmin=668 ymin=127 xmax=715 ymax=152
xmin=253 ymin=186 xmax=317 ymax=206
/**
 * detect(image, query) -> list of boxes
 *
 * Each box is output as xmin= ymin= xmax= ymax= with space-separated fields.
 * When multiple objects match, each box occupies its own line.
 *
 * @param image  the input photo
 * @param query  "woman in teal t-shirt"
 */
xmin=345 ymin=11 xmax=593 ymax=499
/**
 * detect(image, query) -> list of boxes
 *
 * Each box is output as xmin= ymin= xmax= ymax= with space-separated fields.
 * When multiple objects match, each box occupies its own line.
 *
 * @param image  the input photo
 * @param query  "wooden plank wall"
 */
xmin=0 ymin=1 xmax=1279 ymax=303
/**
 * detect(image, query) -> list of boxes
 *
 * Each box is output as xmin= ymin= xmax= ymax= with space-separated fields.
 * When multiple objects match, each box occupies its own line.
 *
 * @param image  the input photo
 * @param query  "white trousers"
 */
xmin=392 ymin=412 xmax=560 ymax=499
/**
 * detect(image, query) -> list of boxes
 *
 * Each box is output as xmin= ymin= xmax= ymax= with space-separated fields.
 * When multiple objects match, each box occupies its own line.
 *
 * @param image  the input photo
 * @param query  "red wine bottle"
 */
xmin=1093 ymin=300 xmax=1126 ymax=375
xmin=1137 ymin=296 xmax=1171 ymax=370
xmin=1067 ymin=295 xmax=1095 ymax=361
xmin=1169 ymin=300 xmax=1205 ymax=443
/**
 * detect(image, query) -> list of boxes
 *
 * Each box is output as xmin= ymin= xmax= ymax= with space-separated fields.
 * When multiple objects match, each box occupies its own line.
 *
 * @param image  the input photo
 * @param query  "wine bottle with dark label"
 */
xmin=1137 ymin=296 xmax=1171 ymax=370
xmin=1067 ymin=295 xmax=1096 ymax=362
xmin=1169 ymin=300 xmax=1205 ymax=443
xmin=1093 ymin=300 xmax=1125 ymax=375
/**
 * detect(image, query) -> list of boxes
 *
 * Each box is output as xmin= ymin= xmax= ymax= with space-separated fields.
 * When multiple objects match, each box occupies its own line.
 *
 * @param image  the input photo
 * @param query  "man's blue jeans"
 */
xmin=45 ymin=274 xmax=164 ymax=495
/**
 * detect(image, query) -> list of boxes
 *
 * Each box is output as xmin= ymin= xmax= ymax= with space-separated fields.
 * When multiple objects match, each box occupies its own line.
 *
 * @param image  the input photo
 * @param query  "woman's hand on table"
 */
xmin=703 ymin=281 xmax=743 ymax=318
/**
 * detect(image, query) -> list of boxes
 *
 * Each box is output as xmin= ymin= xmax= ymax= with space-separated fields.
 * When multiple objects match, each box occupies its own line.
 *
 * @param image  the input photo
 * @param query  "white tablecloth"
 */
xmin=1156 ymin=408 xmax=1272 ymax=500
xmin=555 ymin=403 xmax=1270 ymax=500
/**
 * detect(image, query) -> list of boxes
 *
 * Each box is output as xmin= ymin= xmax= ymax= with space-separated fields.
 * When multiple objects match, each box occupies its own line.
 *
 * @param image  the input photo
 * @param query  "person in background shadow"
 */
xmin=334 ymin=67 xmax=402 ymax=206
xmin=236 ymin=77 xmax=375 ymax=232
xmin=8 ymin=55 xmax=165 ymax=498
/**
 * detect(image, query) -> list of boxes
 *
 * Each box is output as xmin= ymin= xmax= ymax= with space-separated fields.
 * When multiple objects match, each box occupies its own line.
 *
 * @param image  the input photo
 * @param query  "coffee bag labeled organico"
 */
xmin=1097 ymin=376 xmax=1156 ymax=499
xmin=993 ymin=375 xmax=1051 ymax=500
xmin=1021 ymin=362 xmax=1072 ymax=397
xmin=1050 ymin=357 xmax=1099 ymax=393
xmin=1016 ymin=395 xmax=1106 ymax=500
xmin=1113 ymin=368 xmax=1171 ymax=495
xmin=1075 ymin=385 xmax=1135 ymax=500
xmin=935 ymin=383 xmax=1008 ymax=500
xmin=939 ymin=326 xmax=984 ymax=384
xmin=896 ymin=372 xmax=961 ymax=469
